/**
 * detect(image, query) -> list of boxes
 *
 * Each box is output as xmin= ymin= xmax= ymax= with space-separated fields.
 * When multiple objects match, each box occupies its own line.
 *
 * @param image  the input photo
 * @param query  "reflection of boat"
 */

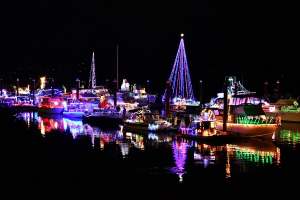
xmin=37 ymin=96 xmax=64 ymax=114
xmin=82 ymin=108 xmax=123 ymax=127
xmin=124 ymin=110 xmax=171 ymax=132
xmin=226 ymin=138 xmax=280 ymax=166
xmin=191 ymin=138 xmax=280 ymax=170
xmin=273 ymin=122 xmax=300 ymax=148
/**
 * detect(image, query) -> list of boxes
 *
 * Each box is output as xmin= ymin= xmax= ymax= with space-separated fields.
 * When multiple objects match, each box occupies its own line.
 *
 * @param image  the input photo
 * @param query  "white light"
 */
xmin=269 ymin=107 xmax=275 ymax=112
xmin=181 ymin=33 xmax=184 ymax=37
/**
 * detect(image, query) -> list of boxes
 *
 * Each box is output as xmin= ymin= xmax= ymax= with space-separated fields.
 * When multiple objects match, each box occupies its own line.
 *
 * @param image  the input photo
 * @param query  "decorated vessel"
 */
xmin=37 ymin=96 xmax=64 ymax=114
xmin=124 ymin=109 xmax=171 ymax=132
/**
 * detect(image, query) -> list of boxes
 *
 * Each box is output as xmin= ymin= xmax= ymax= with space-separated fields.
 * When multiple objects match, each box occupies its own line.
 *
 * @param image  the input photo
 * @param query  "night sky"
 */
xmin=1 ymin=1 xmax=299 ymax=102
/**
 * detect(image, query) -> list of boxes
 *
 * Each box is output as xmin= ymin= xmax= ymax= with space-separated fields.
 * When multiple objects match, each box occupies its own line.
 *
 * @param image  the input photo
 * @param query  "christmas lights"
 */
xmin=163 ymin=35 xmax=194 ymax=102
xmin=89 ymin=52 xmax=96 ymax=88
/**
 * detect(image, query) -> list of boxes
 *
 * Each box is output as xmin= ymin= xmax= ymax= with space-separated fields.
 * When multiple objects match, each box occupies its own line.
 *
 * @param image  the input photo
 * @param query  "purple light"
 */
xmin=89 ymin=52 xmax=96 ymax=88
xmin=163 ymin=36 xmax=195 ymax=101
xmin=169 ymin=141 xmax=187 ymax=180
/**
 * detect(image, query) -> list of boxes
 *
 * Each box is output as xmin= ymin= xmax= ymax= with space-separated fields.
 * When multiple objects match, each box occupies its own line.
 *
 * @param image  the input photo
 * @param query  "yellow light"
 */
xmin=40 ymin=77 xmax=45 ymax=89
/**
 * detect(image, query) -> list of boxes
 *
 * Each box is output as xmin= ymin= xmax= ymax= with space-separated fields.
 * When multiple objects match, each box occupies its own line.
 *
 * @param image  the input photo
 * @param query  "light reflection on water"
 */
xmin=20 ymin=112 xmax=299 ymax=184
xmin=275 ymin=122 xmax=300 ymax=147
xmin=169 ymin=140 xmax=188 ymax=183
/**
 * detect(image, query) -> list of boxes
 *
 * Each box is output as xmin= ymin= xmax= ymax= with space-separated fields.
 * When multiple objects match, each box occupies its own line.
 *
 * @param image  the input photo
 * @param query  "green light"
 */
xmin=266 ymin=116 xmax=269 ymax=124
xmin=269 ymin=116 xmax=273 ymax=124
xmin=228 ymin=77 xmax=233 ymax=82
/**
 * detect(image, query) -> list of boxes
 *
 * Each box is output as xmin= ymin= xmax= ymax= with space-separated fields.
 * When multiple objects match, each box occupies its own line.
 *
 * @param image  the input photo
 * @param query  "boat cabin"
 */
xmin=229 ymin=94 xmax=263 ymax=106
xmin=38 ymin=97 xmax=64 ymax=108
xmin=180 ymin=120 xmax=217 ymax=136
xmin=228 ymin=104 xmax=275 ymax=124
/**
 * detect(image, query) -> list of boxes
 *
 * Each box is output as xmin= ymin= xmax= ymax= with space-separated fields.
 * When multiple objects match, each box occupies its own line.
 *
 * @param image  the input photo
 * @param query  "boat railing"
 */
xmin=67 ymin=109 xmax=87 ymax=113
xmin=93 ymin=109 xmax=122 ymax=117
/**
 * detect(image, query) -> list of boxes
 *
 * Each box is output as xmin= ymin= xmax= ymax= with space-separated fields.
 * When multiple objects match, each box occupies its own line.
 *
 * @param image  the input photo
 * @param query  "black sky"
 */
xmin=1 ymin=1 xmax=299 ymax=102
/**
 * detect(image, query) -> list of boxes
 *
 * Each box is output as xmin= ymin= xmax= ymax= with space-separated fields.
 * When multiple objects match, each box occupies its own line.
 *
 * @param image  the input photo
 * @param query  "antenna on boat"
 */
xmin=117 ymin=45 xmax=118 ymax=90
xmin=241 ymin=70 xmax=243 ymax=86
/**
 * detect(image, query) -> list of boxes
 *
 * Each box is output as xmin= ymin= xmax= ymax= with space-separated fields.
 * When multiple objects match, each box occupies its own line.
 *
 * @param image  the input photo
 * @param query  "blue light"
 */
xmin=148 ymin=124 xmax=159 ymax=130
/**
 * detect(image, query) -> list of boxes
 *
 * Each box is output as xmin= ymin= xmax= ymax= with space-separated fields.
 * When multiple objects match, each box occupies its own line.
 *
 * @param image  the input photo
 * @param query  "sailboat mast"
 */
xmin=117 ymin=45 xmax=118 ymax=90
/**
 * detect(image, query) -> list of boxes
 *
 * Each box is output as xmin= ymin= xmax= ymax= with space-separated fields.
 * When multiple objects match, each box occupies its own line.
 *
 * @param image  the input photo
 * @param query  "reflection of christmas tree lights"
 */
xmin=169 ymin=141 xmax=188 ymax=183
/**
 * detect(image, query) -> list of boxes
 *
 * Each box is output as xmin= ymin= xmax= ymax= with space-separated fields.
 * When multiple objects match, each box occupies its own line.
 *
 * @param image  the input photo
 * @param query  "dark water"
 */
xmin=1 ymin=112 xmax=300 ymax=199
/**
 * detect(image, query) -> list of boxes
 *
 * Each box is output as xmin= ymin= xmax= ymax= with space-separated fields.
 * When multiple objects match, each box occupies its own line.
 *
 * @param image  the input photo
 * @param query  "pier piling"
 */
xmin=17 ymin=78 xmax=19 ymax=96
xmin=264 ymin=81 xmax=268 ymax=100
xmin=199 ymin=80 xmax=202 ymax=106
xmin=147 ymin=80 xmax=150 ymax=110
xmin=234 ymin=81 xmax=237 ymax=96
xmin=52 ymin=79 xmax=54 ymax=97
xmin=170 ymin=79 xmax=173 ymax=99
xmin=0 ymin=78 xmax=2 ymax=96
xmin=165 ymin=80 xmax=170 ymax=118
xmin=113 ymin=79 xmax=117 ymax=107
xmin=223 ymin=82 xmax=228 ymax=133
xmin=276 ymin=80 xmax=280 ymax=99
xmin=147 ymin=80 xmax=149 ymax=94
xmin=32 ymin=79 xmax=35 ymax=105
xmin=76 ymin=78 xmax=79 ymax=100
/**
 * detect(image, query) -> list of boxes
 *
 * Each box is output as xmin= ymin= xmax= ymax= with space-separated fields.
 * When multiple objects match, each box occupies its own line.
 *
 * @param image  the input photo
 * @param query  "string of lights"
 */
xmin=89 ymin=52 xmax=96 ymax=89
xmin=163 ymin=34 xmax=195 ymax=102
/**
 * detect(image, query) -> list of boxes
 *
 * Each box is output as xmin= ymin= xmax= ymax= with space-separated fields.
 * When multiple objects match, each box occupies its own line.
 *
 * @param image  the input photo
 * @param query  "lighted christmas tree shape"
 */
xmin=89 ymin=52 xmax=96 ymax=88
xmin=164 ymin=34 xmax=194 ymax=101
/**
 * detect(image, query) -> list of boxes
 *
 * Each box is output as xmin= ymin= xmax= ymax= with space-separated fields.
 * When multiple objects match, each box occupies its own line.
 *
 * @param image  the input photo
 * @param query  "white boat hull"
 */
xmin=38 ymin=107 xmax=64 ymax=114
xmin=63 ymin=112 xmax=84 ymax=118
xmin=265 ymin=111 xmax=300 ymax=122
xmin=124 ymin=123 xmax=171 ymax=132
xmin=216 ymin=121 xmax=277 ymax=138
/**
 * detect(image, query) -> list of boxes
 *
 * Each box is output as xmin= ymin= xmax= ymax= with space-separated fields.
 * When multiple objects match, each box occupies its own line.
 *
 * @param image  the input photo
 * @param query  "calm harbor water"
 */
xmin=2 ymin=111 xmax=300 ymax=199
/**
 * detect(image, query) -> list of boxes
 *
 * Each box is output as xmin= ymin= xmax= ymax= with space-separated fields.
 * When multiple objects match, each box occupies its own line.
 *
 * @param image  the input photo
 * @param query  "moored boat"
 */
xmin=0 ymin=96 xmax=38 ymax=112
xmin=37 ymin=96 xmax=64 ymax=114
xmin=263 ymin=99 xmax=300 ymax=123
xmin=63 ymin=102 xmax=89 ymax=118
xmin=216 ymin=95 xmax=277 ymax=138
xmin=62 ymin=98 xmax=95 ymax=118
xmin=82 ymin=108 xmax=123 ymax=127
xmin=184 ymin=77 xmax=278 ymax=139
xmin=124 ymin=109 xmax=171 ymax=132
